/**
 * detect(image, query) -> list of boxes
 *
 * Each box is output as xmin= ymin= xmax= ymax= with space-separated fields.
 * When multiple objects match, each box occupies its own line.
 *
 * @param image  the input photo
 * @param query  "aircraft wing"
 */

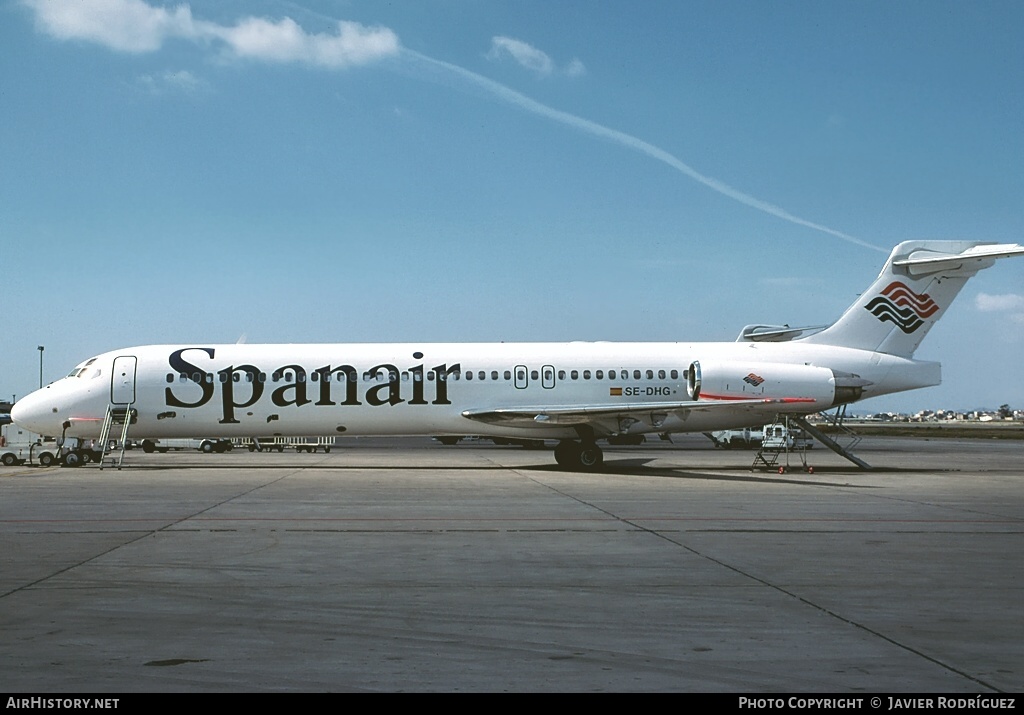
xmin=462 ymin=397 xmax=816 ymax=435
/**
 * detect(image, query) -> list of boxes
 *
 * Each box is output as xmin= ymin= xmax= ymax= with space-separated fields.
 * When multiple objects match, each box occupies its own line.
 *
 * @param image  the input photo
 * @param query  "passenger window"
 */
xmin=583 ymin=370 xmax=591 ymax=380
xmin=531 ymin=370 xmax=538 ymax=380
xmin=491 ymin=371 xmax=499 ymax=381
xmin=671 ymin=370 xmax=678 ymax=380
xmin=558 ymin=370 xmax=566 ymax=380
xmin=658 ymin=370 xmax=666 ymax=379
xmin=466 ymin=371 xmax=473 ymax=381
xmin=479 ymin=371 xmax=486 ymax=381
xmin=633 ymin=370 xmax=641 ymax=380
xmin=166 ymin=373 xmax=174 ymax=383
xmin=608 ymin=370 xmax=616 ymax=379
xmin=596 ymin=370 xmax=603 ymax=380
xmin=646 ymin=370 xmax=654 ymax=380
xmin=571 ymin=370 xmax=579 ymax=380
xmin=505 ymin=370 xmax=512 ymax=380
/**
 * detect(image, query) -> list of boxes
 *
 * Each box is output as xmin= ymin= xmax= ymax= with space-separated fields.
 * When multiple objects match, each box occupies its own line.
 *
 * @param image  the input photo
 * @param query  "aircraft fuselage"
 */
xmin=11 ymin=341 xmax=939 ymax=442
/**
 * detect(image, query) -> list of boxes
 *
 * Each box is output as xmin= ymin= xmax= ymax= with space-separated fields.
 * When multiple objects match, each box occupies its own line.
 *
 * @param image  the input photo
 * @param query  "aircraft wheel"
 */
xmin=578 ymin=443 xmax=604 ymax=471
xmin=553 ymin=440 xmax=580 ymax=467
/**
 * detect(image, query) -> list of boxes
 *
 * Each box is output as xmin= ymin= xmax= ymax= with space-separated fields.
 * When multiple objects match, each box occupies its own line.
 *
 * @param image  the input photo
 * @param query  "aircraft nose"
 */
xmin=11 ymin=389 xmax=61 ymax=436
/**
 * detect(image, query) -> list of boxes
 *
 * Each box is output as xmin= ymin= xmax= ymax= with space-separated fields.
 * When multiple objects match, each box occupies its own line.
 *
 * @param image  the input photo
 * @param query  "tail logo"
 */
xmin=864 ymin=281 xmax=940 ymax=334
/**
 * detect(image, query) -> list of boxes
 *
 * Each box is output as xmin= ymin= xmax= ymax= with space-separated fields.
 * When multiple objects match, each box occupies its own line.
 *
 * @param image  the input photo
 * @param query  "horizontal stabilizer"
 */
xmin=893 ymin=243 xmax=1024 ymax=276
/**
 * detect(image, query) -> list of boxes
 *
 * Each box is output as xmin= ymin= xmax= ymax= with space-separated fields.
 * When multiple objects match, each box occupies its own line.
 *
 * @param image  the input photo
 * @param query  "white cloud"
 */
xmin=976 ymin=293 xmax=1024 ymax=312
xmin=24 ymin=0 xmax=400 ymax=68
xmin=137 ymin=69 xmax=204 ymax=94
xmin=565 ymin=58 xmax=586 ymax=78
xmin=25 ymin=0 xmax=196 ymax=53
xmin=208 ymin=17 xmax=399 ymax=69
xmin=976 ymin=293 xmax=1024 ymax=324
xmin=487 ymin=36 xmax=585 ymax=78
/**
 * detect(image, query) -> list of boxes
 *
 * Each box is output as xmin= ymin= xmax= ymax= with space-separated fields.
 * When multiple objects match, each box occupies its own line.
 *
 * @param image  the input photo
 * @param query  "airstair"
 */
xmin=791 ymin=405 xmax=870 ymax=469
xmin=96 ymin=405 xmax=136 ymax=470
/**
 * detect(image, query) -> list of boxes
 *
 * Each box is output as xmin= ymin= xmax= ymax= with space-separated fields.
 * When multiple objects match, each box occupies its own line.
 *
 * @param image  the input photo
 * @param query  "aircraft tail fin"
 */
xmin=800 ymin=240 xmax=1024 ymax=358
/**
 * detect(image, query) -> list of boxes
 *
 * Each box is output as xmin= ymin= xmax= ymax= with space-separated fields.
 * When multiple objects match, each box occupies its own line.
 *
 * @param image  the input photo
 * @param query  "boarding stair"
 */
xmin=97 ymin=405 xmax=137 ymax=470
xmin=792 ymin=406 xmax=870 ymax=470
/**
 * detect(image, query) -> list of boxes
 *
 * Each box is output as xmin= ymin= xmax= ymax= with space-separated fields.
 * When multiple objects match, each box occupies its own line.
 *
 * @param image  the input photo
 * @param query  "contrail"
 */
xmin=402 ymin=48 xmax=885 ymax=253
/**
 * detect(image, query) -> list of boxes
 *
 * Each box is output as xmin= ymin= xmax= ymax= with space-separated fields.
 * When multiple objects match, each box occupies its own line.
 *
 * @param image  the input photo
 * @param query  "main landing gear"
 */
xmin=553 ymin=439 xmax=604 ymax=471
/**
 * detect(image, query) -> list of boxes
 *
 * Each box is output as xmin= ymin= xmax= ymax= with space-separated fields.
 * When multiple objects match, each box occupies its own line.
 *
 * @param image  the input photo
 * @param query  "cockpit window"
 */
xmin=68 ymin=357 xmax=100 ymax=378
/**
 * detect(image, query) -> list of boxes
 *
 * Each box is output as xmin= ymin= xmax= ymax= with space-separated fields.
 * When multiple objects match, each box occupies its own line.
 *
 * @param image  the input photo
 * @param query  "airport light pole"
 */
xmin=38 ymin=346 xmax=44 ymax=389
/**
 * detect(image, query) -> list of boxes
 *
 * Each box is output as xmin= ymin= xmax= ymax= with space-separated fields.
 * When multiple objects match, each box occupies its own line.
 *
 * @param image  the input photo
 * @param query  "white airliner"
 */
xmin=11 ymin=240 xmax=1024 ymax=470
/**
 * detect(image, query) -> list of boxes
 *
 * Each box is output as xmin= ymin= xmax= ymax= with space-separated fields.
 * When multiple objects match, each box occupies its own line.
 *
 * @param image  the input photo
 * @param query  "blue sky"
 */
xmin=2 ymin=0 xmax=1022 ymax=414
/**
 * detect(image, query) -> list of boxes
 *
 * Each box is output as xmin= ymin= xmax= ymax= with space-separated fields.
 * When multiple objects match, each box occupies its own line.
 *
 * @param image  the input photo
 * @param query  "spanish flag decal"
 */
xmin=610 ymin=387 xmax=623 ymax=396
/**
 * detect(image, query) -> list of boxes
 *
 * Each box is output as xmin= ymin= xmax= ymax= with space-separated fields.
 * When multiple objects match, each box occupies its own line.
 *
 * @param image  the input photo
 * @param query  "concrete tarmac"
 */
xmin=1 ymin=435 xmax=1021 ymax=692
